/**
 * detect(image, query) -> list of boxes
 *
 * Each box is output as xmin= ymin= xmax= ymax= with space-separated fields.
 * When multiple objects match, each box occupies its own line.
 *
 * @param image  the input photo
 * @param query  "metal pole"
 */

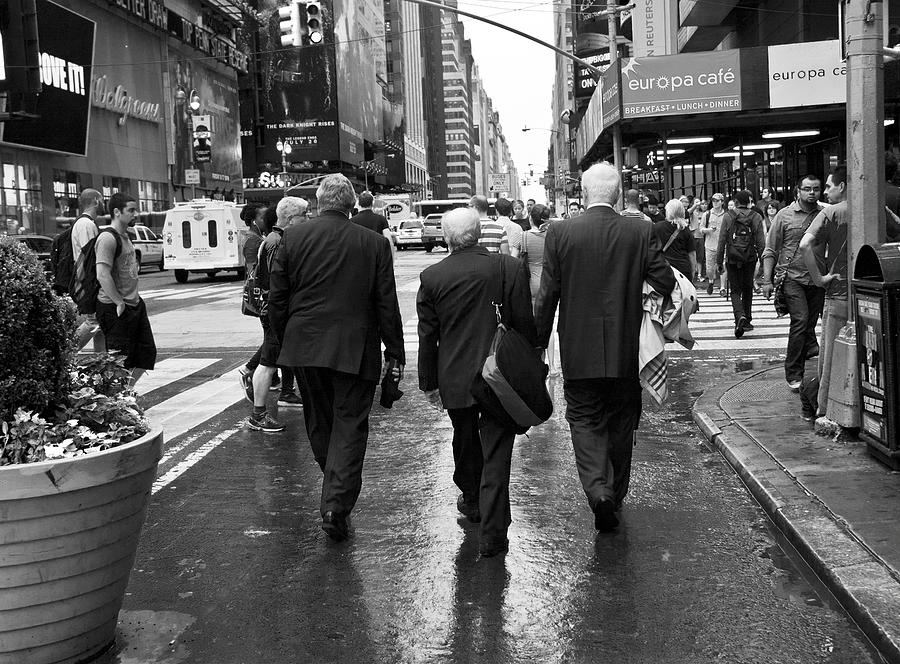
xmin=400 ymin=0 xmax=610 ymax=79
xmin=847 ymin=0 xmax=886 ymax=278
xmin=282 ymin=151 xmax=288 ymax=196
xmin=608 ymin=0 xmax=623 ymax=208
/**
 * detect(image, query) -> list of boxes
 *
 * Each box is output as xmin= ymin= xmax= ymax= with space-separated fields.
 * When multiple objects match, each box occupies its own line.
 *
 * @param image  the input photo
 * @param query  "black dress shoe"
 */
xmin=479 ymin=537 xmax=509 ymax=558
xmin=593 ymin=499 xmax=619 ymax=532
xmin=322 ymin=511 xmax=349 ymax=542
xmin=457 ymin=493 xmax=481 ymax=523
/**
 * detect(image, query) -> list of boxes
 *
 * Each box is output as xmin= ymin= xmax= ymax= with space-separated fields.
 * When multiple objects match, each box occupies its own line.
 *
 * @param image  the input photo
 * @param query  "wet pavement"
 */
xmin=101 ymin=357 xmax=882 ymax=663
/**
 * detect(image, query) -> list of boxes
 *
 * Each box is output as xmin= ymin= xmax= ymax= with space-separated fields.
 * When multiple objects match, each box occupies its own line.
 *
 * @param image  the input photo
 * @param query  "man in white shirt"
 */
xmin=71 ymin=188 xmax=106 ymax=351
xmin=494 ymin=198 xmax=523 ymax=257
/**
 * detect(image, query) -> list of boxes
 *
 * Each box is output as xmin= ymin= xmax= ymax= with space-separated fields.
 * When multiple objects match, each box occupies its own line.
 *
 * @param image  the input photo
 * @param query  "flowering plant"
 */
xmin=0 ymin=239 xmax=151 ymax=467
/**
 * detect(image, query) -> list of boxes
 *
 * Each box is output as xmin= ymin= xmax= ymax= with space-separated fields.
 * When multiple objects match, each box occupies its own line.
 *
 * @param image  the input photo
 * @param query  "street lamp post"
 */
xmin=276 ymin=138 xmax=292 ymax=195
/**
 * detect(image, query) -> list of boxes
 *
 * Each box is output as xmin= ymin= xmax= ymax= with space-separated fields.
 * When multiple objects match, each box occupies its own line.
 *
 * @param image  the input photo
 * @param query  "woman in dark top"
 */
xmin=240 ymin=202 xmax=268 ymax=269
xmin=653 ymin=199 xmax=697 ymax=280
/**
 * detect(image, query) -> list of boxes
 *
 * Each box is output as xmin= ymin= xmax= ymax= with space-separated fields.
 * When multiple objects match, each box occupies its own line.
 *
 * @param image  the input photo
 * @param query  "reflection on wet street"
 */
xmin=108 ymin=358 xmax=880 ymax=663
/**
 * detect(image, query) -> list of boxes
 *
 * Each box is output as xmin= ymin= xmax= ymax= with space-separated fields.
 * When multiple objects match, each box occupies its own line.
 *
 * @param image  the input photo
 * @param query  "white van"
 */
xmin=163 ymin=199 xmax=245 ymax=283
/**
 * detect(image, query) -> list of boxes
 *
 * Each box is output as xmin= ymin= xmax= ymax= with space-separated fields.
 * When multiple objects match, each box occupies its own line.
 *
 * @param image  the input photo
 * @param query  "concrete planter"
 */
xmin=0 ymin=428 xmax=163 ymax=664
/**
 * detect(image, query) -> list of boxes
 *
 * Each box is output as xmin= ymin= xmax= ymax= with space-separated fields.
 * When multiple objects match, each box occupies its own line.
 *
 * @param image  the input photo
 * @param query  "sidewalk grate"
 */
xmin=720 ymin=379 xmax=793 ymax=403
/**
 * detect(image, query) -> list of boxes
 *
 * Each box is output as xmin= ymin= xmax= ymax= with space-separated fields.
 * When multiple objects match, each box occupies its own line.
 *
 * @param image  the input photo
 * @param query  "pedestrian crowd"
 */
xmin=46 ymin=153 xmax=900 ymax=558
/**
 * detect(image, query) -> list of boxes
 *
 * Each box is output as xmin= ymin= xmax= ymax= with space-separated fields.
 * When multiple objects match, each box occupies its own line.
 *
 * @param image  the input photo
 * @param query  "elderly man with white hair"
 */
xmin=535 ymin=162 xmax=675 ymax=532
xmin=417 ymin=207 xmax=537 ymax=558
xmin=269 ymin=174 xmax=405 ymax=543
xmin=244 ymin=196 xmax=308 ymax=432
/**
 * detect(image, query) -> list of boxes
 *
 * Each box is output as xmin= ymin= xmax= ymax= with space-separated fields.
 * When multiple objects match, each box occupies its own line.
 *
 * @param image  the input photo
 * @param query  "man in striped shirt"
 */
xmin=470 ymin=195 xmax=509 ymax=254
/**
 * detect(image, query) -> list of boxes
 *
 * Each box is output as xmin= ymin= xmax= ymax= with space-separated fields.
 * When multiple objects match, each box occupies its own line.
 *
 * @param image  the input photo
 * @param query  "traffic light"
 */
xmin=0 ymin=0 xmax=41 ymax=115
xmin=305 ymin=2 xmax=323 ymax=44
xmin=278 ymin=1 xmax=302 ymax=47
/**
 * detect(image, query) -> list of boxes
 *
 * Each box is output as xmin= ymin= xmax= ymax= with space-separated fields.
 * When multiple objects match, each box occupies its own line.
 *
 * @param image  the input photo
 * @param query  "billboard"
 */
xmin=620 ymin=50 xmax=742 ymax=118
xmin=1 ymin=0 xmax=95 ymax=155
xmin=169 ymin=46 xmax=243 ymax=191
xmin=334 ymin=0 xmax=385 ymax=164
xmin=253 ymin=0 xmax=340 ymax=163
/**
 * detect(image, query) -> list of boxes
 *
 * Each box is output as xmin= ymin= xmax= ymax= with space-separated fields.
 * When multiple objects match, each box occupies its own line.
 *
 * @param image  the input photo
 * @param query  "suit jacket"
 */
xmin=268 ymin=211 xmax=405 ymax=382
xmin=351 ymin=209 xmax=389 ymax=235
xmin=535 ymin=205 xmax=675 ymax=381
xmin=417 ymin=246 xmax=537 ymax=410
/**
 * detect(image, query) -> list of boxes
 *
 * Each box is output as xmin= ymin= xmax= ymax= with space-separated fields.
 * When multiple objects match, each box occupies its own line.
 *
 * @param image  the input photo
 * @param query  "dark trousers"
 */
xmin=694 ymin=237 xmax=705 ymax=275
xmin=726 ymin=260 xmax=757 ymax=324
xmin=563 ymin=378 xmax=641 ymax=509
xmin=246 ymin=319 xmax=298 ymax=393
xmin=447 ymin=405 xmax=517 ymax=548
xmin=298 ymin=367 xmax=376 ymax=517
xmin=783 ymin=278 xmax=825 ymax=382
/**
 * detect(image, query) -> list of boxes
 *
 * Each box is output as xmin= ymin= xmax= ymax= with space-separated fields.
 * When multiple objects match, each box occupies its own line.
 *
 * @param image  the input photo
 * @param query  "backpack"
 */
xmin=726 ymin=208 xmax=759 ymax=266
xmin=71 ymin=227 xmax=122 ymax=315
xmin=49 ymin=226 xmax=74 ymax=295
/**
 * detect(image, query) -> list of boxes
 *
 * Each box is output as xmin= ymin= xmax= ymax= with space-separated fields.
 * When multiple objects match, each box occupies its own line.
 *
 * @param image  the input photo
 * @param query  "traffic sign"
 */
xmin=185 ymin=169 xmax=200 ymax=185
xmin=489 ymin=173 xmax=510 ymax=193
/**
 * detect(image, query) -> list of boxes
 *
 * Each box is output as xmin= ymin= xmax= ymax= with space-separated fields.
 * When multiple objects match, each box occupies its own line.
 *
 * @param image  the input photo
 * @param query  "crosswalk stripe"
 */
xmin=137 ymin=358 xmax=220 ymax=396
xmin=145 ymin=368 xmax=243 ymax=442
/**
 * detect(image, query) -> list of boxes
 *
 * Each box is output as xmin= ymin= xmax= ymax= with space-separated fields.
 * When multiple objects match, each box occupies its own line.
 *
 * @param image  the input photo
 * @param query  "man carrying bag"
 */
xmin=417 ymin=208 xmax=538 ymax=558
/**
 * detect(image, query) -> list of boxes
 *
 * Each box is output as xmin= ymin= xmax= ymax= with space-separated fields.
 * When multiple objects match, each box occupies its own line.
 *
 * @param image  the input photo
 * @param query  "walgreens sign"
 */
xmin=620 ymin=50 xmax=742 ymax=118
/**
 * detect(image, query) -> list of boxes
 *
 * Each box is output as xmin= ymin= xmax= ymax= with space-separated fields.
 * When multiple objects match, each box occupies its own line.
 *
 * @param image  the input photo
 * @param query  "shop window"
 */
xmin=1 ymin=161 xmax=42 ymax=234
xmin=52 ymin=169 xmax=80 ymax=218
xmin=137 ymin=180 xmax=169 ymax=212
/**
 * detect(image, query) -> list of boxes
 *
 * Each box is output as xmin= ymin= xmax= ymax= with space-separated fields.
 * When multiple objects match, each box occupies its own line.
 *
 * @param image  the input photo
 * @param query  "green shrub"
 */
xmin=0 ymin=238 xmax=76 ymax=421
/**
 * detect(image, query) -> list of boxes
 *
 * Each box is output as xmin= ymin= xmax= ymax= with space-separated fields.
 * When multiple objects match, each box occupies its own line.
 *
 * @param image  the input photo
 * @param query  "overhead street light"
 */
xmin=666 ymin=136 xmax=714 ymax=145
xmin=276 ymin=138 xmax=292 ymax=194
xmin=762 ymin=130 xmax=820 ymax=139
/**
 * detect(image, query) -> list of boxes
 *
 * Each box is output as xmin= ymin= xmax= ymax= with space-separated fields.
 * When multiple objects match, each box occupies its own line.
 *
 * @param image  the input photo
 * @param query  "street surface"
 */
xmin=98 ymin=251 xmax=877 ymax=663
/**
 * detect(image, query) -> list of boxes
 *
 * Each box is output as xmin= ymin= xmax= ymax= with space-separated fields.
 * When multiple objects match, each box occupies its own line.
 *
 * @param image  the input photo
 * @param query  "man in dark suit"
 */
xmin=269 ymin=174 xmax=405 ymax=542
xmin=417 ymin=208 xmax=537 ymax=557
xmin=535 ymin=162 xmax=675 ymax=532
xmin=351 ymin=191 xmax=395 ymax=255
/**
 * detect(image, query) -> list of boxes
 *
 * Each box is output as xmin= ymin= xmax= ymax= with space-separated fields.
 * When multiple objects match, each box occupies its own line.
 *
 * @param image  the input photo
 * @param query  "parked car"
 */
xmin=395 ymin=219 xmax=424 ymax=249
xmin=99 ymin=224 xmax=165 ymax=271
xmin=421 ymin=214 xmax=447 ymax=253
xmin=10 ymin=234 xmax=53 ymax=272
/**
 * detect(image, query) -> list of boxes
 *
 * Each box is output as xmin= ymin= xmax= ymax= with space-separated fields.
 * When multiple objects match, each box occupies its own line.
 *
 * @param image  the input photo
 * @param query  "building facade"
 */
xmin=0 ymin=0 xmax=246 ymax=235
xmin=574 ymin=0 xmax=900 ymax=204
xmin=400 ymin=0 xmax=428 ymax=201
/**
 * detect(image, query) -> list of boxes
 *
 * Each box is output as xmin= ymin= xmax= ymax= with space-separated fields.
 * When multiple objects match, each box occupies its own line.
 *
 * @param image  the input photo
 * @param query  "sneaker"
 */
xmin=801 ymin=409 xmax=816 ymax=421
xmin=269 ymin=376 xmax=281 ymax=391
xmin=742 ymin=320 xmax=754 ymax=331
xmin=238 ymin=366 xmax=253 ymax=404
xmin=735 ymin=316 xmax=747 ymax=339
xmin=787 ymin=380 xmax=802 ymax=392
xmin=278 ymin=392 xmax=303 ymax=406
xmin=706 ymin=283 xmax=714 ymax=295
xmin=248 ymin=412 xmax=285 ymax=432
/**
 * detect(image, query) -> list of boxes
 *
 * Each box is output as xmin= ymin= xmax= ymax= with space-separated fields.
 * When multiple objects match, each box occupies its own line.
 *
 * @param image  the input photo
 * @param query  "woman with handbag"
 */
xmin=653 ymin=199 xmax=697 ymax=280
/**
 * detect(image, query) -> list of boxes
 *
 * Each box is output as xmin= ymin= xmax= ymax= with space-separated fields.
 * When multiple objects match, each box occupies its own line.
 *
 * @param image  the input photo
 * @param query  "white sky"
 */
xmin=455 ymin=0 xmax=556 ymax=203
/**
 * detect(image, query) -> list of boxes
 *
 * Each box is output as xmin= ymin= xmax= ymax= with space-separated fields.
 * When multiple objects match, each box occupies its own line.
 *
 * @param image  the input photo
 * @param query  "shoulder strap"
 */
xmin=663 ymin=226 xmax=680 ymax=252
xmin=98 ymin=227 xmax=123 ymax=259
xmin=493 ymin=256 xmax=505 ymax=325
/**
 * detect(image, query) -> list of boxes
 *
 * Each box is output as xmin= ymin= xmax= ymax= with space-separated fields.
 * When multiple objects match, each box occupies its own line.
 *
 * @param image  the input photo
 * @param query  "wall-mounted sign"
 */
xmin=1 ymin=0 xmax=95 ymax=155
xmin=185 ymin=169 xmax=200 ymax=184
xmin=105 ymin=0 xmax=247 ymax=73
xmin=575 ymin=50 xmax=609 ymax=100
xmin=92 ymin=75 xmax=161 ymax=123
xmin=192 ymin=114 xmax=212 ymax=163
xmin=620 ymin=49 xmax=741 ymax=118
xmin=767 ymin=40 xmax=846 ymax=109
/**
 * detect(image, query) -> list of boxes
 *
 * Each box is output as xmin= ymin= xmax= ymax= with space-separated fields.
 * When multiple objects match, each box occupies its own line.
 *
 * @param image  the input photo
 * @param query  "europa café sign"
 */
xmin=620 ymin=49 xmax=742 ymax=118
xmin=0 ymin=0 xmax=95 ymax=156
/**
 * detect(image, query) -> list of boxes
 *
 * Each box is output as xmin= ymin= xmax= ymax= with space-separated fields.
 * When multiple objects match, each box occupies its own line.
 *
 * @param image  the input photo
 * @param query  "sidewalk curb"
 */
xmin=694 ymin=369 xmax=900 ymax=664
